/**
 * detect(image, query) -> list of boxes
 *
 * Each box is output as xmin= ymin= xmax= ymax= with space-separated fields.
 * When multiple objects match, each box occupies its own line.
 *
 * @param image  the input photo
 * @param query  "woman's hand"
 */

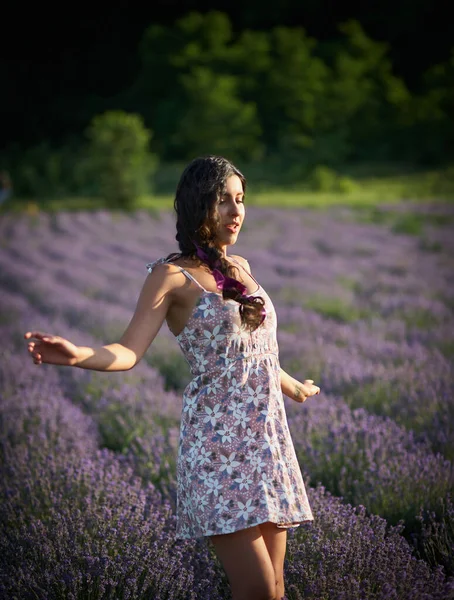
xmin=294 ymin=379 xmax=320 ymax=403
xmin=280 ymin=369 xmax=321 ymax=403
xmin=24 ymin=331 xmax=80 ymax=366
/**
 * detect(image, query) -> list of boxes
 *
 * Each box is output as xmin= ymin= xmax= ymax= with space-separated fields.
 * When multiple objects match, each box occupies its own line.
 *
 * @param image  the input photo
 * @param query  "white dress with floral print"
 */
xmin=147 ymin=258 xmax=314 ymax=539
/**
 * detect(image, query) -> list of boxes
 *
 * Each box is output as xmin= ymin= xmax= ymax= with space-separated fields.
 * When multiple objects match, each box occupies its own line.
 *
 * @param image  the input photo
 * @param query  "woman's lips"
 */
xmin=225 ymin=224 xmax=239 ymax=233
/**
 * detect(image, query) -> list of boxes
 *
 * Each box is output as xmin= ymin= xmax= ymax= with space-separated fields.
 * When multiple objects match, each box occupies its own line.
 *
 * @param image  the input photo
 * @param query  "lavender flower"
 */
xmin=1 ymin=203 xmax=453 ymax=595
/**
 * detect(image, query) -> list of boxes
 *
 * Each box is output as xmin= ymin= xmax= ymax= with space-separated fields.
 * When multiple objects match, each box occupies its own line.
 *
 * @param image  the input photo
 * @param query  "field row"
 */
xmin=1 ymin=205 xmax=453 ymax=598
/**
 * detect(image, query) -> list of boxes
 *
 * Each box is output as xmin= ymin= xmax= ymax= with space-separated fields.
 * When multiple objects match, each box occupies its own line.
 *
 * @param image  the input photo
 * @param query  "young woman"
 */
xmin=25 ymin=155 xmax=320 ymax=600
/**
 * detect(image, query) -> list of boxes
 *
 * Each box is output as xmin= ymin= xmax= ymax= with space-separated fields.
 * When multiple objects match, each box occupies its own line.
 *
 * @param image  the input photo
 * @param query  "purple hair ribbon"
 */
xmin=194 ymin=243 xmax=266 ymax=325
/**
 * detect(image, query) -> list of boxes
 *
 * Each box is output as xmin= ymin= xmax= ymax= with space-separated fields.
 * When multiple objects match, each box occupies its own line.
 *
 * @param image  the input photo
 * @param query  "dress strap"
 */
xmin=146 ymin=258 xmax=207 ymax=291
xmin=229 ymin=256 xmax=261 ymax=288
xmin=146 ymin=257 xmax=169 ymax=272
xmin=174 ymin=266 xmax=207 ymax=291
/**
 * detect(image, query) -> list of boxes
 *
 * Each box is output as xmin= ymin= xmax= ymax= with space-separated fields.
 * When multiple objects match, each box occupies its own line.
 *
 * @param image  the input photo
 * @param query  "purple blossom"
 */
xmin=1 ymin=204 xmax=454 ymax=594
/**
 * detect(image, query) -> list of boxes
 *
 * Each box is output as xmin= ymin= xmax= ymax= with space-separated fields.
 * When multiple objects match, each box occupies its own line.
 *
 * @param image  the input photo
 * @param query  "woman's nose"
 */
xmin=230 ymin=201 xmax=240 ymax=215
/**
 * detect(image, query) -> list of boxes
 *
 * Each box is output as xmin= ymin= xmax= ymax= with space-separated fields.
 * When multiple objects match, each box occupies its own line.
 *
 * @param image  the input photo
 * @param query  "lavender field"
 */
xmin=1 ymin=203 xmax=454 ymax=599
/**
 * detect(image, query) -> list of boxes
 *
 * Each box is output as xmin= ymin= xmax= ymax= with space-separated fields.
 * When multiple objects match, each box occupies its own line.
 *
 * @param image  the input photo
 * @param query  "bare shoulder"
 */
xmin=145 ymin=261 xmax=187 ymax=295
xmin=230 ymin=254 xmax=251 ymax=274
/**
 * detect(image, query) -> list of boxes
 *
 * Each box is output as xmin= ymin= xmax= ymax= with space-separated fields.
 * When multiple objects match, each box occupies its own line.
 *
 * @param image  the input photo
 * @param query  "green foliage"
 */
xmin=302 ymin=294 xmax=367 ymax=323
xmin=133 ymin=12 xmax=454 ymax=170
xmin=175 ymin=68 xmax=263 ymax=162
xmin=5 ymin=164 xmax=453 ymax=213
xmin=232 ymin=25 xmax=349 ymax=171
xmin=391 ymin=214 xmax=424 ymax=235
xmin=135 ymin=11 xmax=238 ymax=160
xmin=318 ymin=21 xmax=411 ymax=162
xmin=396 ymin=50 xmax=454 ymax=164
xmin=337 ymin=176 xmax=359 ymax=194
xmin=85 ymin=110 xmax=157 ymax=209
xmin=149 ymin=351 xmax=191 ymax=392
xmin=309 ymin=165 xmax=360 ymax=194
xmin=3 ymin=12 xmax=454 ymax=193
xmin=170 ymin=10 xmax=234 ymax=66
xmin=309 ymin=166 xmax=339 ymax=192
xmin=2 ymin=140 xmax=87 ymax=199
xmin=257 ymin=27 xmax=330 ymax=150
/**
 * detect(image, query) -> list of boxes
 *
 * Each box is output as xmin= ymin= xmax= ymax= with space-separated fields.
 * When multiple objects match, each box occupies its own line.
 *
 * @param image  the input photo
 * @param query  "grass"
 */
xmin=303 ymin=295 xmax=367 ymax=323
xmin=248 ymin=167 xmax=454 ymax=209
xmin=353 ymin=207 xmax=454 ymax=232
xmin=147 ymin=351 xmax=191 ymax=392
xmin=1 ymin=164 xmax=453 ymax=214
xmin=277 ymin=285 xmax=370 ymax=323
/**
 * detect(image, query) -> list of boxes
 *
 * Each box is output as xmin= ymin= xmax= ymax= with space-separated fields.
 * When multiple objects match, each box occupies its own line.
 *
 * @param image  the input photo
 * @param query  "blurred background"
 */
xmin=1 ymin=4 xmax=454 ymax=597
xmin=0 ymin=0 xmax=453 ymax=209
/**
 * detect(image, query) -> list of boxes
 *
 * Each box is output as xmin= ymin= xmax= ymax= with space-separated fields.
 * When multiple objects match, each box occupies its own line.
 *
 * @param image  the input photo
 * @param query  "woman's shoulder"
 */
xmin=146 ymin=253 xmax=188 ymax=272
xmin=146 ymin=253 xmax=207 ymax=286
xmin=146 ymin=257 xmax=170 ymax=273
xmin=229 ymin=254 xmax=251 ymax=273
xmin=145 ymin=255 xmax=188 ymax=288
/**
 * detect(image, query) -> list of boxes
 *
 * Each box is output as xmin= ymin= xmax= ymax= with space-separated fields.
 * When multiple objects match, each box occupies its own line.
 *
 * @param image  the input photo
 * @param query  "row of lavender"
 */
xmin=1 ymin=205 xmax=453 ymax=598
xmin=2 ymin=312 xmax=452 ymax=599
xmin=3 ymin=206 xmax=453 ymax=455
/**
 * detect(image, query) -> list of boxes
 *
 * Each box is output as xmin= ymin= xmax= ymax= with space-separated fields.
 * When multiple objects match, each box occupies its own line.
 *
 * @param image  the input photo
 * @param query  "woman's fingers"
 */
xmin=28 ymin=342 xmax=42 ymax=353
xmin=27 ymin=340 xmax=42 ymax=363
xmin=31 ymin=347 xmax=42 ymax=364
xmin=303 ymin=380 xmax=320 ymax=395
xmin=24 ymin=331 xmax=53 ymax=341
xmin=25 ymin=333 xmax=63 ymax=347
xmin=42 ymin=335 xmax=68 ymax=346
xmin=306 ymin=383 xmax=321 ymax=397
xmin=25 ymin=332 xmax=77 ymax=366
xmin=25 ymin=332 xmax=60 ymax=365
xmin=25 ymin=331 xmax=41 ymax=339
xmin=27 ymin=340 xmax=48 ymax=351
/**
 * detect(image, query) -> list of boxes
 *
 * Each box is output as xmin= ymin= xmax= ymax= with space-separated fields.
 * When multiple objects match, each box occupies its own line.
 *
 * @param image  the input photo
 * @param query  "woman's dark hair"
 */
xmin=168 ymin=155 xmax=265 ymax=331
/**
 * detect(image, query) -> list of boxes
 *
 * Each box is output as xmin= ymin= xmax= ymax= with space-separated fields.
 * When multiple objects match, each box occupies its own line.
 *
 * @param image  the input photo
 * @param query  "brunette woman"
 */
xmin=25 ymin=155 xmax=320 ymax=600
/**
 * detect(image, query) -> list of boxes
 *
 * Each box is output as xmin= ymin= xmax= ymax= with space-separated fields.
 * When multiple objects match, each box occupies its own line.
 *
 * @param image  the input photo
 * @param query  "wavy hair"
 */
xmin=168 ymin=155 xmax=265 ymax=331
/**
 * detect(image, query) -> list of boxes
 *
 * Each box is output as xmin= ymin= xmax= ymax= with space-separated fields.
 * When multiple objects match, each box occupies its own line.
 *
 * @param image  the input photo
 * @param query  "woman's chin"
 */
xmin=216 ymin=233 xmax=239 ymax=247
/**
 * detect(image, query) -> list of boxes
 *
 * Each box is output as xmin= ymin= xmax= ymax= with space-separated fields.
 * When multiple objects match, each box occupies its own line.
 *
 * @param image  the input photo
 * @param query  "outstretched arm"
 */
xmin=25 ymin=263 xmax=176 ymax=372
xmin=24 ymin=332 xmax=135 ymax=371
xmin=280 ymin=368 xmax=320 ymax=403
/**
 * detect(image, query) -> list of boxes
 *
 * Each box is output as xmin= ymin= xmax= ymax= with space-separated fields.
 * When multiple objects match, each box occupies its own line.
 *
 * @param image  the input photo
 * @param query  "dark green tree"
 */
xmin=123 ymin=11 xmax=452 ymax=170
xmin=323 ymin=20 xmax=411 ymax=161
xmin=85 ymin=110 xmax=157 ymax=209
xmin=170 ymin=67 xmax=263 ymax=162
xmin=399 ymin=49 xmax=454 ymax=163
xmin=132 ymin=11 xmax=239 ymax=160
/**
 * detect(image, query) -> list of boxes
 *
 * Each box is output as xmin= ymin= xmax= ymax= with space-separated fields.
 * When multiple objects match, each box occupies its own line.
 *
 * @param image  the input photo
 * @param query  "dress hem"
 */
xmin=175 ymin=514 xmax=314 ymax=540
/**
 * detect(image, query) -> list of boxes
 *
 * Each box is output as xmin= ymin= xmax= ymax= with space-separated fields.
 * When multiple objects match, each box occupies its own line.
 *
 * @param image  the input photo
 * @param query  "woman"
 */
xmin=25 ymin=155 xmax=320 ymax=600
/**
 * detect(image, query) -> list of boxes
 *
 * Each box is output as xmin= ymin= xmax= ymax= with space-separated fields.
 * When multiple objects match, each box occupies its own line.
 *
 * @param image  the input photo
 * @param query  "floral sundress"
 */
xmin=146 ymin=257 xmax=314 ymax=539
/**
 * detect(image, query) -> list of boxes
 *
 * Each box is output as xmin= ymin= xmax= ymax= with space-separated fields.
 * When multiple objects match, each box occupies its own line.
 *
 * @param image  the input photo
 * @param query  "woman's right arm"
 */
xmin=25 ymin=263 xmax=178 ymax=372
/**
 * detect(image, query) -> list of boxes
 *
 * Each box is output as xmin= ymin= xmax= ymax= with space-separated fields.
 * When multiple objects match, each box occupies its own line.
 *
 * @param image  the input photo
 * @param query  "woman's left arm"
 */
xmin=280 ymin=368 xmax=320 ymax=403
xmin=229 ymin=255 xmax=320 ymax=402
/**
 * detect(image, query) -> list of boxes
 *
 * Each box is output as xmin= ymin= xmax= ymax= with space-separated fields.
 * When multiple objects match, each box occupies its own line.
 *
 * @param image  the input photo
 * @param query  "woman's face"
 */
xmin=214 ymin=175 xmax=245 ymax=251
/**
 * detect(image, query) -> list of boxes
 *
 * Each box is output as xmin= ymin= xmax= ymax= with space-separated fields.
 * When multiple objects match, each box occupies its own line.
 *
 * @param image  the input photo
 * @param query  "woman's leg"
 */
xmin=209 ymin=524 xmax=278 ymax=600
xmin=258 ymin=522 xmax=287 ymax=599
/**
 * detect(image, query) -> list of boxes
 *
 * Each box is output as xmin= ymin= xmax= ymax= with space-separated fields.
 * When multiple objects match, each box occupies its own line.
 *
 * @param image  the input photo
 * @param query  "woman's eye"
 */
xmin=219 ymin=196 xmax=244 ymax=204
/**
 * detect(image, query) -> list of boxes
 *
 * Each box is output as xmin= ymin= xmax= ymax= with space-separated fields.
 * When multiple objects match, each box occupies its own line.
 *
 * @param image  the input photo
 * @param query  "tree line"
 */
xmin=2 ymin=11 xmax=453 ymax=200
